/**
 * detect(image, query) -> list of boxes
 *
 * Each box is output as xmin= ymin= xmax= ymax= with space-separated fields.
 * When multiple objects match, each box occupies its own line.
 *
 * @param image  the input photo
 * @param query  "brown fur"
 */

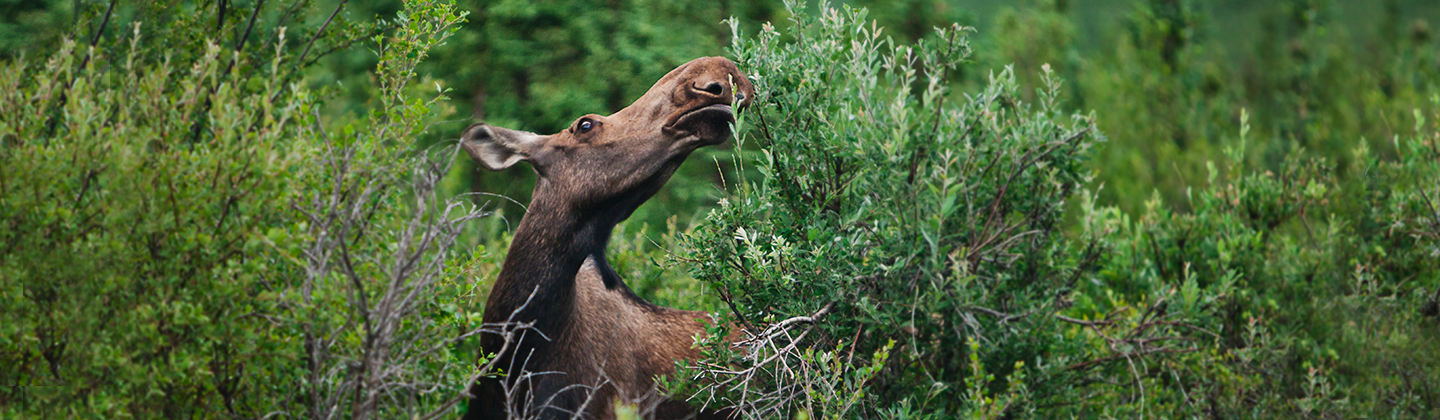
xmin=460 ymin=57 xmax=754 ymax=420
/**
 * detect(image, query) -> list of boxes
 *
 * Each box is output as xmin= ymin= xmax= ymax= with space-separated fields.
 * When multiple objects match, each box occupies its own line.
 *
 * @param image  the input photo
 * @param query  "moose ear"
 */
xmin=460 ymin=124 xmax=548 ymax=170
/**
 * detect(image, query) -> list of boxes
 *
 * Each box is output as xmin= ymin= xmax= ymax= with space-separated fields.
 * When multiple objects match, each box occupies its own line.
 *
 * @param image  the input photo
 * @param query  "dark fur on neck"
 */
xmin=463 ymin=160 xmax=686 ymax=420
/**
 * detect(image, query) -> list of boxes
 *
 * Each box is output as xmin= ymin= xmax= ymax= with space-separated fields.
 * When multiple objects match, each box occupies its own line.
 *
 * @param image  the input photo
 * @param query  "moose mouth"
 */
xmin=668 ymin=103 xmax=735 ymax=144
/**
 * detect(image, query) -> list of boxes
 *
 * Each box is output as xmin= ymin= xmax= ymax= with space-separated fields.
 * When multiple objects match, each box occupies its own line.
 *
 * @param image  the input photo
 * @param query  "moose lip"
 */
xmin=679 ymin=103 xmax=734 ymax=121
xmin=667 ymin=103 xmax=736 ymax=143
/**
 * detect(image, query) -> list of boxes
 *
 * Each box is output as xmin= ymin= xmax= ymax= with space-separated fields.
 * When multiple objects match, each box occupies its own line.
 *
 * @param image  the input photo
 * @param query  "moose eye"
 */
xmin=577 ymin=119 xmax=596 ymax=133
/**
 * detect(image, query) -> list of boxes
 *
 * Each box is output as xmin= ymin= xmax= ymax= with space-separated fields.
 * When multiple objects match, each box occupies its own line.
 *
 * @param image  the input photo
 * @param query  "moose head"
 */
xmin=461 ymin=57 xmax=754 ymax=215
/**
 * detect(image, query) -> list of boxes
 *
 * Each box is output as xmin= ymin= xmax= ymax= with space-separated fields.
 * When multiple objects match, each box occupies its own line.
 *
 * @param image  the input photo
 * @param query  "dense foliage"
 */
xmin=0 ymin=0 xmax=497 ymax=418
xmin=677 ymin=3 xmax=1100 ymax=417
xmin=1067 ymin=110 xmax=1440 ymax=417
xmin=673 ymin=1 xmax=1440 ymax=418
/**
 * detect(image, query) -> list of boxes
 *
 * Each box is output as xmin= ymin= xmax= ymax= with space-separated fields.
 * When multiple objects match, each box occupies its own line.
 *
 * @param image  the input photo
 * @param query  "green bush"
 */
xmin=0 ymin=17 xmax=313 ymax=417
xmin=1067 ymin=108 xmax=1439 ymax=418
xmin=0 ymin=0 xmax=496 ymax=418
xmin=677 ymin=1 xmax=1101 ymax=417
xmin=673 ymin=1 xmax=1440 ymax=418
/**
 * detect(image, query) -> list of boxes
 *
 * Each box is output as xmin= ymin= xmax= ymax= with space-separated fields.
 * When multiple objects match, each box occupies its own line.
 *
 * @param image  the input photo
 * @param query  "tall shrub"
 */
xmin=0 ymin=0 xmax=496 ymax=418
xmin=675 ymin=1 xmax=1440 ymax=418
xmin=1065 ymin=108 xmax=1440 ymax=418
xmin=678 ymin=1 xmax=1106 ymax=417
xmin=0 ymin=13 xmax=314 ymax=416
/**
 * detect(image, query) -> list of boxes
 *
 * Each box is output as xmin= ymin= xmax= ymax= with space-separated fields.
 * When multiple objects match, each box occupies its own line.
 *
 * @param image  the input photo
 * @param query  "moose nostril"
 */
xmin=697 ymin=82 xmax=724 ymax=96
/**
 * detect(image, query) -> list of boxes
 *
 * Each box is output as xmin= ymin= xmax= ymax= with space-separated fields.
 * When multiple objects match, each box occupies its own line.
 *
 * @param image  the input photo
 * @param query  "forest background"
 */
xmin=2 ymin=0 xmax=1439 ymax=418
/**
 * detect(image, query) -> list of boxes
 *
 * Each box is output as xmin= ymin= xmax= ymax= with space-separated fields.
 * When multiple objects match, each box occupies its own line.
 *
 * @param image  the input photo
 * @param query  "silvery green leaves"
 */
xmin=0 ymin=1 xmax=483 ymax=418
xmin=681 ymin=1 xmax=1098 ymax=417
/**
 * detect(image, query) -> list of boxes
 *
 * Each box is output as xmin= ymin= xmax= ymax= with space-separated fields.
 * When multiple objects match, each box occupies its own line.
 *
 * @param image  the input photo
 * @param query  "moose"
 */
xmin=459 ymin=57 xmax=755 ymax=420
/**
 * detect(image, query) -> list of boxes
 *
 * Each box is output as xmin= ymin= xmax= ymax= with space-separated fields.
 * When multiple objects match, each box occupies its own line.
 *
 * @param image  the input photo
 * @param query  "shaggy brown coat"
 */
xmin=460 ymin=57 xmax=754 ymax=420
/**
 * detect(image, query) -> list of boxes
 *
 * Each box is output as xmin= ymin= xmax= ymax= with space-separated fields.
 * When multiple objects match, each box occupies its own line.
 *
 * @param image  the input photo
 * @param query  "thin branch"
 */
xmin=223 ymin=0 xmax=265 ymax=76
xmin=270 ymin=0 xmax=348 ymax=103
xmin=1067 ymin=348 xmax=1198 ymax=372
xmin=44 ymin=0 xmax=117 ymax=137
xmin=217 ymin=0 xmax=228 ymax=32
xmin=91 ymin=0 xmax=116 ymax=47
xmin=1055 ymin=314 xmax=1110 ymax=327
xmin=968 ymin=306 xmax=1038 ymax=324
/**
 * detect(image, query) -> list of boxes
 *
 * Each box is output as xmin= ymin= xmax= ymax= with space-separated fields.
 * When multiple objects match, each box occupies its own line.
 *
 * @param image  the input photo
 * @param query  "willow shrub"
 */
xmin=1065 ymin=110 xmax=1440 ymax=418
xmin=676 ymin=1 xmax=1104 ymax=417
xmin=0 ymin=23 xmax=312 ymax=417
xmin=676 ymin=1 xmax=1440 ymax=418
xmin=0 ymin=0 xmax=488 ymax=418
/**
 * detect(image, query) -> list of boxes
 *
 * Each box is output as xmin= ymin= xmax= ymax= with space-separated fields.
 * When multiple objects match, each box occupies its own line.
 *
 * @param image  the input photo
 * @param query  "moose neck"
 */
xmin=484 ymin=154 xmax=686 ymax=331
xmin=485 ymin=177 xmax=648 ymax=329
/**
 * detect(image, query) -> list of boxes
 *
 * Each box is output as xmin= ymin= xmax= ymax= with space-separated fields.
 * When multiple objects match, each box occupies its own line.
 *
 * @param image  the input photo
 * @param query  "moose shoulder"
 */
xmin=460 ymin=57 xmax=754 ymax=420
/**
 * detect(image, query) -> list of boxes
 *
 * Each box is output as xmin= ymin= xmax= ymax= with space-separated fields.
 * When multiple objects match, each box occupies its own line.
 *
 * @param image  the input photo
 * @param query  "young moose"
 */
xmin=460 ymin=57 xmax=754 ymax=420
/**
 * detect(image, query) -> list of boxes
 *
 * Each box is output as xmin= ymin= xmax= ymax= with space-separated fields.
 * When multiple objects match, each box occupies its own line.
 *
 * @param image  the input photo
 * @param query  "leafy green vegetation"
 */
xmin=2 ymin=0 xmax=1438 ymax=418
xmin=1 ymin=0 xmax=495 ymax=417
xmin=671 ymin=0 xmax=1439 ymax=417
xmin=675 ymin=4 xmax=1099 ymax=417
